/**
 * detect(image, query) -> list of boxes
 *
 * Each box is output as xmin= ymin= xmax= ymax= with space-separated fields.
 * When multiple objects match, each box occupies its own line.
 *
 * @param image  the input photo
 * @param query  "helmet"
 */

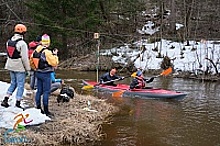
xmin=14 ymin=24 xmax=27 ymax=33
xmin=136 ymin=70 xmax=142 ymax=76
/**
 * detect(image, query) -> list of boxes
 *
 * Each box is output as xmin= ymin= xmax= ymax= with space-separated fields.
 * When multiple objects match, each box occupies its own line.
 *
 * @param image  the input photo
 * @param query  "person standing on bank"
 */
xmin=28 ymin=35 xmax=41 ymax=90
xmin=34 ymin=34 xmax=59 ymax=116
xmin=1 ymin=24 xmax=31 ymax=109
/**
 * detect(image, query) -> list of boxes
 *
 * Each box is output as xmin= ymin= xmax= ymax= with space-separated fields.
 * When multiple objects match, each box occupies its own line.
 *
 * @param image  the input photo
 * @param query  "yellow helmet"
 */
xmin=14 ymin=24 xmax=27 ymax=33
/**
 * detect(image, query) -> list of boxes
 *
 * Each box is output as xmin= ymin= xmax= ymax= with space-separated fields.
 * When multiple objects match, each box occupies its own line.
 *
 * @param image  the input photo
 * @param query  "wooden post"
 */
xmin=94 ymin=33 xmax=100 ymax=82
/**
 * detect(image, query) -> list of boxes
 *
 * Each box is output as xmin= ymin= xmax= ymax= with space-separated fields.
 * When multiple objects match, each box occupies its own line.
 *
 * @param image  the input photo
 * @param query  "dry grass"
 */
xmin=0 ymin=87 xmax=119 ymax=146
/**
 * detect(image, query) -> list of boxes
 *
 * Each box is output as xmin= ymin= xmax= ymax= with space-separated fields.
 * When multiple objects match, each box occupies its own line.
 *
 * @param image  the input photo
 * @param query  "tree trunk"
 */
xmin=169 ymin=0 xmax=176 ymax=34
xmin=98 ymin=0 xmax=113 ymax=34
xmin=60 ymin=1 xmax=69 ymax=59
xmin=184 ymin=0 xmax=194 ymax=41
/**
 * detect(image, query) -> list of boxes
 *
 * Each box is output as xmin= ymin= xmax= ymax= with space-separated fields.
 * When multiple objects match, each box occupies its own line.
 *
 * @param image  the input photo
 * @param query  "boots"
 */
xmin=15 ymin=100 xmax=24 ymax=110
xmin=44 ymin=106 xmax=54 ymax=117
xmin=36 ymin=105 xmax=44 ymax=114
xmin=1 ymin=97 xmax=9 ymax=108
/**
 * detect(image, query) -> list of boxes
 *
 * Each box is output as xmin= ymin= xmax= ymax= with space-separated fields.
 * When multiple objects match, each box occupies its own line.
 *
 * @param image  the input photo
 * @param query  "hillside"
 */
xmin=0 ymin=0 xmax=220 ymax=59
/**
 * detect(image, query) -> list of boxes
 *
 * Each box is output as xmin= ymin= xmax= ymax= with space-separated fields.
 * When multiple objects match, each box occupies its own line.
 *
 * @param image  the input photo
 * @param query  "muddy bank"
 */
xmin=173 ymin=70 xmax=220 ymax=82
xmin=58 ymin=54 xmax=114 ymax=71
xmin=0 ymin=87 xmax=119 ymax=146
xmin=58 ymin=54 xmax=135 ymax=72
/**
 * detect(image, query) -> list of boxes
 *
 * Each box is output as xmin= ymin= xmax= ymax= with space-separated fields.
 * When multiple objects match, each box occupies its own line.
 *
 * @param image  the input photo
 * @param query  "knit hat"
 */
xmin=41 ymin=34 xmax=50 ymax=45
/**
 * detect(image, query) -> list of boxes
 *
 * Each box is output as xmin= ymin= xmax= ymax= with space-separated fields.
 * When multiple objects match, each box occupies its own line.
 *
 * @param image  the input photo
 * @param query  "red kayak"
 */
xmin=83 ymin=80 xmax=187 ymax=99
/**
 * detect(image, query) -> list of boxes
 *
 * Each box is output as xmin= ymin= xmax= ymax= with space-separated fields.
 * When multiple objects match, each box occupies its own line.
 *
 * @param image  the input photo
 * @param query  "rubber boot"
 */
xmin=15 ymin=100 xmax=24 ymax=110
xmin=1 ymin=97 xmax=9 ymax=108
xmin=37 ymin=105 xmax=44 ymax=114
xmin=44 ymin=106 xmax=54 ymax=117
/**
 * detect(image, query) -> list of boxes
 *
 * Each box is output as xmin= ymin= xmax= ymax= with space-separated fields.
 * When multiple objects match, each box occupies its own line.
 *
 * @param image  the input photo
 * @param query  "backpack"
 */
xmin=7 ymin=38 xmax=22 ymax=59
xmin=57 ymin=86 xmax=75 ymax=103
xmin=29 ymin=45 xmax=45 ymax=70
xmin=28 ymin=41 xmax=39 ymax=59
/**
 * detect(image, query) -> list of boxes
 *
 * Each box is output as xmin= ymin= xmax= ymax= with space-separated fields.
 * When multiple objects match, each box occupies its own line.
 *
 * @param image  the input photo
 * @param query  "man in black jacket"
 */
xmin=99 ymin=67 xmax=124 ymax=86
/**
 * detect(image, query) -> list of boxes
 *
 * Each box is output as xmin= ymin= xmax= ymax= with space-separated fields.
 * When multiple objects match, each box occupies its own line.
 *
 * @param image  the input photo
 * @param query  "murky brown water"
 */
xmin=1 ymin=69 xmax=220 ymax=146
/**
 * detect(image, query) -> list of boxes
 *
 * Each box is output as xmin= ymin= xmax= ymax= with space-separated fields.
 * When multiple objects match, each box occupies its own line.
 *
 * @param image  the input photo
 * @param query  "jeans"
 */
xmin=51 ymin=82 xmax=61 ymax=93
xmin=35 ymin=72 xmax=51 ymax=107
xmin=7 ymin=71 xmax=26 ymax=100
xmin=30 ymin=70 xmax=37 ymax=90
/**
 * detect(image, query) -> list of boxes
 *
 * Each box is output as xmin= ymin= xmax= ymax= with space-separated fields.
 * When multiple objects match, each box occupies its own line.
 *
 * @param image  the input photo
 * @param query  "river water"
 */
xmin=1 ymin=69 xmax=220 ymax=146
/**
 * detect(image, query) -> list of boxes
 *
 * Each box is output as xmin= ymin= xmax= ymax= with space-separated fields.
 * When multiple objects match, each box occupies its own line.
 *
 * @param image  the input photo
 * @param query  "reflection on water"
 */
xmin=1 ymin=69 xmax=220 ymax=146
xmin=100 ymin=78 xmax=220 ymax=146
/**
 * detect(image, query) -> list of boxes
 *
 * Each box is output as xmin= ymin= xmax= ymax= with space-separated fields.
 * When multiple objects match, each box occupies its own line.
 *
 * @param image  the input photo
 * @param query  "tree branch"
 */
xmin=205 ymin=57 xmax=219 ymax=76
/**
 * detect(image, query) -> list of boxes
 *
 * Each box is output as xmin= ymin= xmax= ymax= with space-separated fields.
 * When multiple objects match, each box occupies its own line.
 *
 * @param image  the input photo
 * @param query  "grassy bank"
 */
xmin=0 ymin=87 xmax=119 ymax=146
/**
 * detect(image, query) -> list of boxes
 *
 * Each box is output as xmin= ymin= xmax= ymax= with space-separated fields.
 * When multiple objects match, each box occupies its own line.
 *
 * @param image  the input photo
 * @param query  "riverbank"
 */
xmin=0 ymin=85 xmax=119 ymax=145
xmin=57 ymin=54 xmax=220 ymax=82
xmin=58 ymin=54 xmax=136 ymax=73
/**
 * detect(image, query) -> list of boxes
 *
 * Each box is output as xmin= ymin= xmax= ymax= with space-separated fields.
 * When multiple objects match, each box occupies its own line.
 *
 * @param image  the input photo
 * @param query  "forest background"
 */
xmin=0 ymin=0 xmax=219 ymax=60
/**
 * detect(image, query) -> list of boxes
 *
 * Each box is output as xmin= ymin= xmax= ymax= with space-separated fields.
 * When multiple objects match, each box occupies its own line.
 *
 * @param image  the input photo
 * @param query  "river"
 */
xmin=1 ymin=69 xmax=220 ymax=146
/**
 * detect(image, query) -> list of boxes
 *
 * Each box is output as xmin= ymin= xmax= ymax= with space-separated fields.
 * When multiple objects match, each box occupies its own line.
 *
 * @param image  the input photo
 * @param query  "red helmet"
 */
xmin=14 ymin=24 xmax=27 ymax=33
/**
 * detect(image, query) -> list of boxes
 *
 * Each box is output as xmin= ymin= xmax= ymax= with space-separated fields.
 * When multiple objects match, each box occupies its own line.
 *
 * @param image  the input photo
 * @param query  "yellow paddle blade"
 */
xmin=82 ymin=85 xmax=94 ymax=90
xmin=160 ymin=67 xmax=172 ymax=76
xmin=112 ymin=90 xmax=125 ymax=98
xmin=131 ymin=72 xmax=137 ymax=78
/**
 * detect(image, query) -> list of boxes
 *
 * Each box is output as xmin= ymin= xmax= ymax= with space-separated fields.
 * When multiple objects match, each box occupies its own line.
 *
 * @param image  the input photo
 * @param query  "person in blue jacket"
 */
xmin=50 ymin=71 xmax=64 ymax=93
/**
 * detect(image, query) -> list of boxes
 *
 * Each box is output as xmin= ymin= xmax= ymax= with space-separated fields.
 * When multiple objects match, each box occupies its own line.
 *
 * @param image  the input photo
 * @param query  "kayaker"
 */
xmin=99 ymin=67 xmax=124 ymax=86
xmin=130 ymin=69 xmax=154 ymax=89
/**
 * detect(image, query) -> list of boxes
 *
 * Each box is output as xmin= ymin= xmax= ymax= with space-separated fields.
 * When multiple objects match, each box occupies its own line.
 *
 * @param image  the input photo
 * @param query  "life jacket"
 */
xmin=28 ymin=41 xmax=39 ymax=59
xmin=130 ymin=76 xmax=145 ymax=89
xmin=136 ymin=76 xmax=145 ymax=88
xmin=6 ymin=38 xmax=22 ymax=59
xmin=29 ymin=45 xmax=51 ymax=70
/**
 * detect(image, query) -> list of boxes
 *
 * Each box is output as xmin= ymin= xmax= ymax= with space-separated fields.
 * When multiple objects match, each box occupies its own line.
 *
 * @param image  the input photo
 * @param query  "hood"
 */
xmin=10 ymin=33 xmax=23 ymax=41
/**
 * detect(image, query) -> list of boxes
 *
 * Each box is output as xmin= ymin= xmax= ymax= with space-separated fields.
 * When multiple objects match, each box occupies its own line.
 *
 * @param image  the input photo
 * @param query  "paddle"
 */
xmin=82 ymin=76 xmax=130 ymax=90
xmin=145 ymin=67 xmax=173 ymax=83
xmin=112 ymin=67 xmax=173 ymax=98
